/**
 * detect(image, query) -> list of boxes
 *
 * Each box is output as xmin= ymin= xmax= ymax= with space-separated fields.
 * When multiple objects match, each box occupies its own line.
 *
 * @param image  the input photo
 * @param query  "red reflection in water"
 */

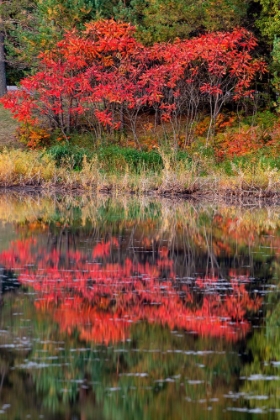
xmin=0 ymin=238 xmax=262 ymax=344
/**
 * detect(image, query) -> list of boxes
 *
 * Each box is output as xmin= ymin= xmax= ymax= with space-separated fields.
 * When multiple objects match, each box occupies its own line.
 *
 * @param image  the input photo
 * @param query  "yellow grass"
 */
xmin=0 ymin=147 xmax=278 ymax=201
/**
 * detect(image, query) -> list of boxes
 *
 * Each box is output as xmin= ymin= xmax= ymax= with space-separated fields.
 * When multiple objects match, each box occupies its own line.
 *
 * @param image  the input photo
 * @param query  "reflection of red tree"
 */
xmin=0 ymin=238 xmax=261 ymax=344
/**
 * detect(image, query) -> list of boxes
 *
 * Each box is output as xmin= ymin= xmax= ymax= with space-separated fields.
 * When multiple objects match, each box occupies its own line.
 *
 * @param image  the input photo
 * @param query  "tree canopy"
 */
xmin=115 ymin=0 xmax=250 ymax=43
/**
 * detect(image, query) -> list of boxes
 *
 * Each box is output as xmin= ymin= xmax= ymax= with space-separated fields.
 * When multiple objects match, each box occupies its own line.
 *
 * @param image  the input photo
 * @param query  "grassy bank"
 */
xmin=0 ymin=147 xmax=279 ymax=202
xmin=1 ymin=106 xmax=280 ymax=201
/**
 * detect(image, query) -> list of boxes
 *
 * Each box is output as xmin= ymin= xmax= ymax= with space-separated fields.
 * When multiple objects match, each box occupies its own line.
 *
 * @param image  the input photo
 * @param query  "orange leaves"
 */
xmin=85 ymin=20 xmax=136 ymax=42
xmin=94 ymin=109 xmax=113 ymax=127
xmin=17 ymin=125 xmax=51 ymax=148
xmin=215 ymin=126 xmax=265 ymax=159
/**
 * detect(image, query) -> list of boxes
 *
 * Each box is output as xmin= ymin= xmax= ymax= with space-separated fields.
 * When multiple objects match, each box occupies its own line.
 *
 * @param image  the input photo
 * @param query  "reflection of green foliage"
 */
xmin=0 ymin=293 xmax=67 ymax=419
xmin=240 ymin=263 xmax=280 ymax=413
xmin=19 ymin=301 xmax=244 ymax=420
xmin=97 ymin=199 xmax=161 ymax=225
xmin=0 ymin=292 xmax=107 ymax=418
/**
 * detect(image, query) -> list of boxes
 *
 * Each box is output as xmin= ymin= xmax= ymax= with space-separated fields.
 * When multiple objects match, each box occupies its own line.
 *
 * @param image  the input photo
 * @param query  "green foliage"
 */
xmin=252 ymin=110 xmax=278 ymax=128
xmin=13 ymin=0 xmax=95 ymax=67
xmin=218 ymin=152 xmax=280 ymax=176
xmin=6 ymin=67 xmax=25 ymax=85
xmin=176 ymin=150 xmax=193 ymax=162
xmin=254 ymin=0 xmax=280 ymax=40
xmin=272 ymin=37 xmax=280 ymax=112
xmin=69 ymin=131 xmax=96 ymax=150
xmin=46 ymin=141 xmax=178 ymax=178
xmin=239 ymin=110 xmax=278 ymax=129
xmin=115 ymin=0 xmax=201 ymax=43
xmin=0 ymin=0 xmax=36 ymax=74
xmin=252 ymin=1 xmax=280 ymax=112
xmin=201 ymin=0 xmax=249 ymax=31
xmin=2 ymin=0 xmax=119 ymax=72
xmin=96 ymin=145 xmax=163 ymax=173
xmin=47 ymin=143 xmax=92 ymax=170
xmin=115 ymin=0 xmax=249 ymax=44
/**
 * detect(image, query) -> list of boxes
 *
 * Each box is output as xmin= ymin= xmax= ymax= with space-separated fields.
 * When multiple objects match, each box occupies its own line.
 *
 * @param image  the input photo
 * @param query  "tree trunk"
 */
xmin=0 ymin=31 xmax=7 ymax=97
xmin=0 ymin=0 xmax=7 ymax=97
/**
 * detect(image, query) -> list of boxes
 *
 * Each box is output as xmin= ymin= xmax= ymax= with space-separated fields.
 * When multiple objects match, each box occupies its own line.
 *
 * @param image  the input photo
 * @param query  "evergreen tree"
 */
xmin=255 ymin=0 xmax=280 ymax=40
xmin=0 ymin=0 xmax=119 ymax=86
xmin=0 ymin=0 xmax=36 ymax=91
xmin=115 ymin=0 xmax=250 ymax=44
xmin=254 ymin=0 xmax=280 ymax=110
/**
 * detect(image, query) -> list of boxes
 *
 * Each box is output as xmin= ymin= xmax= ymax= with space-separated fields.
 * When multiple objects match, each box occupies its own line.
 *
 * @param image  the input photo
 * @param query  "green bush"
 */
xmin=46 ymin=144 xmax=194 ymax=174
xmin=96 ymin=146 xmax=163 ymax=173
xmin=243 ymin=110 xmax=278 ymax=130
xmin=47 ymin=144 xmax=92 ymax=170
xmin=218 ymin=152 xmax=280 ymax=176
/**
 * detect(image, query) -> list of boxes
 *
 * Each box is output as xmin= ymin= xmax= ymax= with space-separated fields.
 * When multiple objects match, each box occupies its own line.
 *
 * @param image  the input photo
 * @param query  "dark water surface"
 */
xmin=0 ymin=194 xmax=279 ymax=419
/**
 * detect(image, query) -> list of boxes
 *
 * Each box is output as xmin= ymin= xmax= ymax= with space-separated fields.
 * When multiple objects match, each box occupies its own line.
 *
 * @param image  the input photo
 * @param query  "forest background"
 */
xmin=0 ymin=0 xmax=280 ymax=196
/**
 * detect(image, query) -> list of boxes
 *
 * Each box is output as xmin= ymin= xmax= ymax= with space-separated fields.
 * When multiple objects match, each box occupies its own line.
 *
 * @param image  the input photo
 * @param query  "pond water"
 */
xmin=0 ymin=194 xmax=279 ymax=419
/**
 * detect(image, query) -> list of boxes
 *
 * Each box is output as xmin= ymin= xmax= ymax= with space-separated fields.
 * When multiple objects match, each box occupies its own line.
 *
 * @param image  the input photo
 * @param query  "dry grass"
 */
xmin=0 ymin=147 xmax=278 ymax=202
xmin=216 ymin=164 xmax=280 ymax=198
xmin=0 ymin=149 xmax=56 ymax=187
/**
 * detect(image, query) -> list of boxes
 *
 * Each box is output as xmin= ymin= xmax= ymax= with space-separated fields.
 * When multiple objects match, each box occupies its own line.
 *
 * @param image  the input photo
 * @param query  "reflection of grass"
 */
xmin=1 ymin=193 xmax=280 ymax=231
xmin=241 ymin=288 xmax=280 ymax=412
xmin=0 ymin=193 xmax=57 ymax=223
xmin=0 ymin=194 xmax=279 ymax=281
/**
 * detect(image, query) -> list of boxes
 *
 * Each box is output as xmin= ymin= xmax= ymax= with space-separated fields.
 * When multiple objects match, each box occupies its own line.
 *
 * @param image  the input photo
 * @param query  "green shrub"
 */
xmin=218 ymin=152 xmax=280 ymax=176
xmin=243 ymin=110 xmax=278 ymax=130
xmin=96 ymin=146 xmax=163 ymax=173
xmin=47 ymin=144 xmax=92 ymax=170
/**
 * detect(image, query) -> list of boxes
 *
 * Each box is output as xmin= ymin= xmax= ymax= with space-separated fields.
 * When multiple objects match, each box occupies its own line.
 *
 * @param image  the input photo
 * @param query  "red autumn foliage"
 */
xmin=0 ymin=21 xmax=266 ymax=143
xmin=0 ymin=238 xmax=261 ymax=344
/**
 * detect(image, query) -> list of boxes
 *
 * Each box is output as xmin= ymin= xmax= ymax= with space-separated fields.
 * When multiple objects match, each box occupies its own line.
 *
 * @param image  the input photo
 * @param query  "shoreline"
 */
xmin=0 ymin=146 xmax=279 ymax=205
xmin=1 ymin=181 xmax=280 ymax=206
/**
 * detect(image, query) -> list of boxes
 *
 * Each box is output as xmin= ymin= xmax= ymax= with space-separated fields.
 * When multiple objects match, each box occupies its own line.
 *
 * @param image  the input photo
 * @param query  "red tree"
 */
xmin=0 ymin=21 xmax=266 ymax=146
